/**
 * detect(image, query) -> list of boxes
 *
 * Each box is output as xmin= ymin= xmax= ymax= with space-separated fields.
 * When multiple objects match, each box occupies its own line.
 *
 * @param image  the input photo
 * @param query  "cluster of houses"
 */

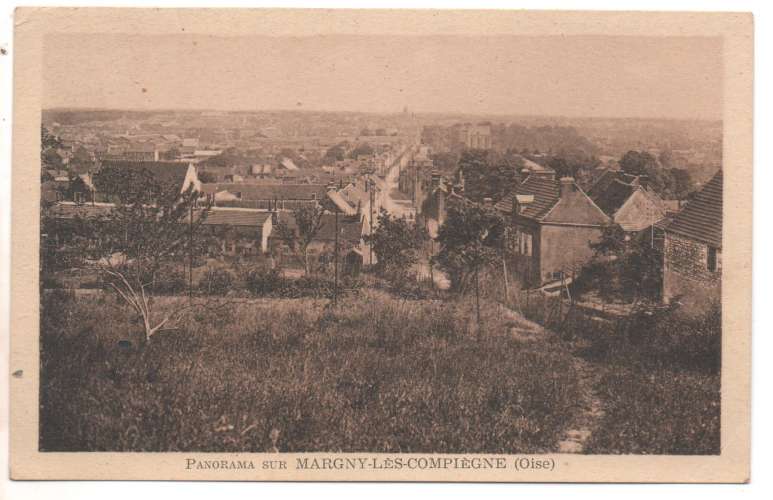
xmin=43 ymin=134 xmax=723 ymax=313
xmin=415 ymin=155 xmax=722 ymax=313
xmin=42 ymin=157 xmax=394 ymax=274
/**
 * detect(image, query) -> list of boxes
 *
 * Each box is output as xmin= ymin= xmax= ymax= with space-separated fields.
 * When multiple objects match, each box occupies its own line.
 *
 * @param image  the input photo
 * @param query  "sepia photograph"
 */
xmin=8 ymin=7 xmax=753 ymax=482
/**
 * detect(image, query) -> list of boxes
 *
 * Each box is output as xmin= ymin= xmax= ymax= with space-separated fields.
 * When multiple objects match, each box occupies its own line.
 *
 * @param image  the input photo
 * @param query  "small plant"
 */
xmin=199 ymin=268 xmax=234 ymax=296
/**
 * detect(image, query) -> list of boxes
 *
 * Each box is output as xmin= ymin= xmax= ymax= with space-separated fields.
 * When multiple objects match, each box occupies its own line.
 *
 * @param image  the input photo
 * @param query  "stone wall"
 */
xmin=663 ymin=232 xmax=721 ymax=314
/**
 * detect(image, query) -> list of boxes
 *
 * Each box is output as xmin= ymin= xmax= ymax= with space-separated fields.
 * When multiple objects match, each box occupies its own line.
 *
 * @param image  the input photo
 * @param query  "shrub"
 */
xmin=245 ymin=267 xmax=283 ymax=296
xmin=199 ymin=268 xmax=234 ymax=296
xmin=151 ymin=266 xmax=187 ymax=295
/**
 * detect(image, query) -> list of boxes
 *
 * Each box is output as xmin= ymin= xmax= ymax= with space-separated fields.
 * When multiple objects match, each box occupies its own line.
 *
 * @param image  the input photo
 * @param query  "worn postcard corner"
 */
xmin=10 ymin=7 xmax=752 ymax=483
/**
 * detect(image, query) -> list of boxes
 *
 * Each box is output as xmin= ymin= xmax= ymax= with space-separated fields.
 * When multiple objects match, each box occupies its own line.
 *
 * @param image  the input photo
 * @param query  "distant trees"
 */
xmin=365 ymin=209 xmax=426 ymax=281
xmin=456 ymin=150 xmax=522 ymax=203
xmin=619 ymin=150 xmax=692 ymax=199
xmin=322 ymin=142 xmax=349 ymax=165
xmin=275 ymin=205 xmax=325 ymax=276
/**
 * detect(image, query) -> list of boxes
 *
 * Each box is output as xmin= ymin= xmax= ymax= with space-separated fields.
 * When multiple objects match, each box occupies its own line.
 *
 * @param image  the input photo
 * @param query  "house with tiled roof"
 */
xmin=269 ymin=211 xmax=366 ymax=275
xmin=662 ymin=169 xmax=722 ymax=313
xmin=189 ymin=208 xmax=273 ymax=255
xmin=94 ymin=160 xmax=201 ymax=202
xmin=587 ymin=172 xmax=667 ymax=233
xmin=201 ymin=183 xmax=327 ymax=210
xmin=495 ymin=174 xmax=610 ymax=288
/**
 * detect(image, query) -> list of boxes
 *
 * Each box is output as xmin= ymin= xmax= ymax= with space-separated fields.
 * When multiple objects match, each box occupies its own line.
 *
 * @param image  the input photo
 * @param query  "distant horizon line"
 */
xmin=41 ymin=106 xmax=723 ymax=123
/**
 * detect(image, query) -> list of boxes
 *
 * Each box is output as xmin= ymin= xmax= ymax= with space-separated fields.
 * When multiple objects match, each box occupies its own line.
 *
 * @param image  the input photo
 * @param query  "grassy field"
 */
xmin=40 ymin=289 xmax=582 ymax=453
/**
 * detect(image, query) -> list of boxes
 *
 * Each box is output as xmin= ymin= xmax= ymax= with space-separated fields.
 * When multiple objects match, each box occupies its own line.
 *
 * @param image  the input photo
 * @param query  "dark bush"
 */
xmin=245 ymin=267 xmax=283 ymax=296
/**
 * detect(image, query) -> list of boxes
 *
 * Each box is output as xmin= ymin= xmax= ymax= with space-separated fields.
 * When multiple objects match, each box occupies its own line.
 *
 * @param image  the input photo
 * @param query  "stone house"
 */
xmin=662 ymin=170 xmax=722 ymax=313
xmin=495 ymin=174 xmax=610 ymax=288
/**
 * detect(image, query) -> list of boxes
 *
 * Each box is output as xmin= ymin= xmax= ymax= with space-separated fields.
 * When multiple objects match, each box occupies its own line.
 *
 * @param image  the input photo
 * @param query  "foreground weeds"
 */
xmin=40 ymin=289 xmax=580 ymax=453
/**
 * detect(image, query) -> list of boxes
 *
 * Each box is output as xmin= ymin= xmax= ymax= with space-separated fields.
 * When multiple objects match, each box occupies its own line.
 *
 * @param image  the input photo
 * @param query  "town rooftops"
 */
xmin=201 ymin=183 xmax=327 ymax=200
xmin=272 ymin=211 xmax=363 ymax=243
xmin=586 ymin=169 xmax=641 ymax=200
xmin=191 ymin=208 xmax=272 ymax=227
xmin=495 ymin=175 xmax=609 ymax=225
xmin=98 ymin=160 xmax=192 ymax=188
xmin=665 ymin=169 xmax=722 ymax=248
xmin=47 ymin=202 xmax=115 ymax=220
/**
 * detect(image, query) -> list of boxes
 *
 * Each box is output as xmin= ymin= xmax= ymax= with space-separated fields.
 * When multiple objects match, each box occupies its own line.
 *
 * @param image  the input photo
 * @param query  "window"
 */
xmin=707 ymin=246 xmax=718 ymax=272
xmin=519 ymin=232 xmax=533 ymax=257
xmin=74 ymin=191 xmax=84 ymax=204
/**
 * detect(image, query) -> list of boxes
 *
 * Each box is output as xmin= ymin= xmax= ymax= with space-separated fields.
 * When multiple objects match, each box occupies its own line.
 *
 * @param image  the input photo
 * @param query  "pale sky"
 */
xmin=43 ymin=34 xmax=723 ymax=120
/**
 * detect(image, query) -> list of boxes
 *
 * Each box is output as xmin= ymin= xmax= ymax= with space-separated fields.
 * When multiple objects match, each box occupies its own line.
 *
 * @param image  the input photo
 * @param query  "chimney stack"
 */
xmin=430 ymin=170 xmax=441 ymax=190
xmin=559 ymin=177 xmax=575 ymax=198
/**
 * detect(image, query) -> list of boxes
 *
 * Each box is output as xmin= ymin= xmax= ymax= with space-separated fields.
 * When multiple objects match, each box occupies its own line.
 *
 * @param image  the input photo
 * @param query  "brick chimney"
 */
xmin=513 ymin=194 xmax=534 ymax=215
xmin=559 ymin=177 xmax=575 ymax=198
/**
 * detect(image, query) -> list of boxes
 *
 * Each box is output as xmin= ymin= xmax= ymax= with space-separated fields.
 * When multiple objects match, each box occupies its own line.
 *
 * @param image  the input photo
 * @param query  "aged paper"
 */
xmin=10 ymin=8 xmax=752 ymax=482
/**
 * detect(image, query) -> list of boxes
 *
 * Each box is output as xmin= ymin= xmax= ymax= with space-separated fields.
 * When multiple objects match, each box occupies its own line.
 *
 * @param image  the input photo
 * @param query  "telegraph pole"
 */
xmin=369 ymin=179 xmax=374 ymax=267
xmin=189 ymin=201 xmax=193 ymax=304
xmin=334 ymin=208 xmax=339 ymax=307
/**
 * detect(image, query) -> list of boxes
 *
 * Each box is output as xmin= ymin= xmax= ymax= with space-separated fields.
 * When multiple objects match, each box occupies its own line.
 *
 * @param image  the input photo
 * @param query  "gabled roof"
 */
xmin=196 ymin=209 xmax=272 ymax=227
xmin=271 ymin=211 xmax=362 ymax=243
xmin=665 ymin=169 xmax=722 ymax=248
xmin=326 ymin=190 xmax=358 ymax=215
xmin=316 ymin=213 xmax=364 ymax=242
xmin=494 ymin=175 xmax=559 ymax=219
xmin=495 ymin=175 xmax=609 ymax=225
xmin=591 ymin=179 xmax=637 ymax=217
xmin=586 ymin=169 xmax=640 ymax=200
xmin=98 ymin=160 xmax=191 ymax=188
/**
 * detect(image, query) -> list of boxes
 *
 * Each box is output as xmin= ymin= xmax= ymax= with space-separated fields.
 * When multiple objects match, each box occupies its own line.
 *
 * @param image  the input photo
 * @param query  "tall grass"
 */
xmin=40 ymin=289 xmax=580 ymax=453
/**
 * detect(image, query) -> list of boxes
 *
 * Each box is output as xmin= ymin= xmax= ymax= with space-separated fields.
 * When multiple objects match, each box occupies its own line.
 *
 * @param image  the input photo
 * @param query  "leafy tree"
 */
xmin=620 ymin=150 xmax=693 ymax=200
xmin=322 ymin=142 xmax=349 ymax=165
xmin=576 ymin=224 xmax=663 ymax=302
xmin=456 ymin=149 xmax=521 ymax=203
xmin=275 ymin=205 xmax=325 ymax=276
xmin=349 ymin=142 xmax=374 ymax=159
xmin=434 ymin=200 xmax=504 ymax=340
xmin=364 ymin=209 xmax=426 ymax=280
xmin=72 ymin=178 xmax=212 ymax=343
xmin=41 ymin=126 xmax=63 ymax=181
xmin=620 ymin=150 xmax=659 ymax=177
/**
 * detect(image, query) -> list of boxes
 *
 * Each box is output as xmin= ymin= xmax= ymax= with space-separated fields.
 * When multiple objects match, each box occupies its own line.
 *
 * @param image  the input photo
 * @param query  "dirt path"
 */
xmin=556 ymin=346 xmax=605 ymax=453
xmin=499 ymin=305 xmax=605 ymax=454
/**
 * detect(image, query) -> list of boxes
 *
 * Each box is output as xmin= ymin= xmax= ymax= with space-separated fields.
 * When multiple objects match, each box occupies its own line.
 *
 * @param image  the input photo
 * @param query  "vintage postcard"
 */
xmin=9 ymin=8 xmax=752 ymax=482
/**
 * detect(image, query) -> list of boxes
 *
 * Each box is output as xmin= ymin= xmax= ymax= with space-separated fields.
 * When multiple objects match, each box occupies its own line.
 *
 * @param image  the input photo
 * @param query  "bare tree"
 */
xmin=74 ymin=171 xmax=212 ymax=343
